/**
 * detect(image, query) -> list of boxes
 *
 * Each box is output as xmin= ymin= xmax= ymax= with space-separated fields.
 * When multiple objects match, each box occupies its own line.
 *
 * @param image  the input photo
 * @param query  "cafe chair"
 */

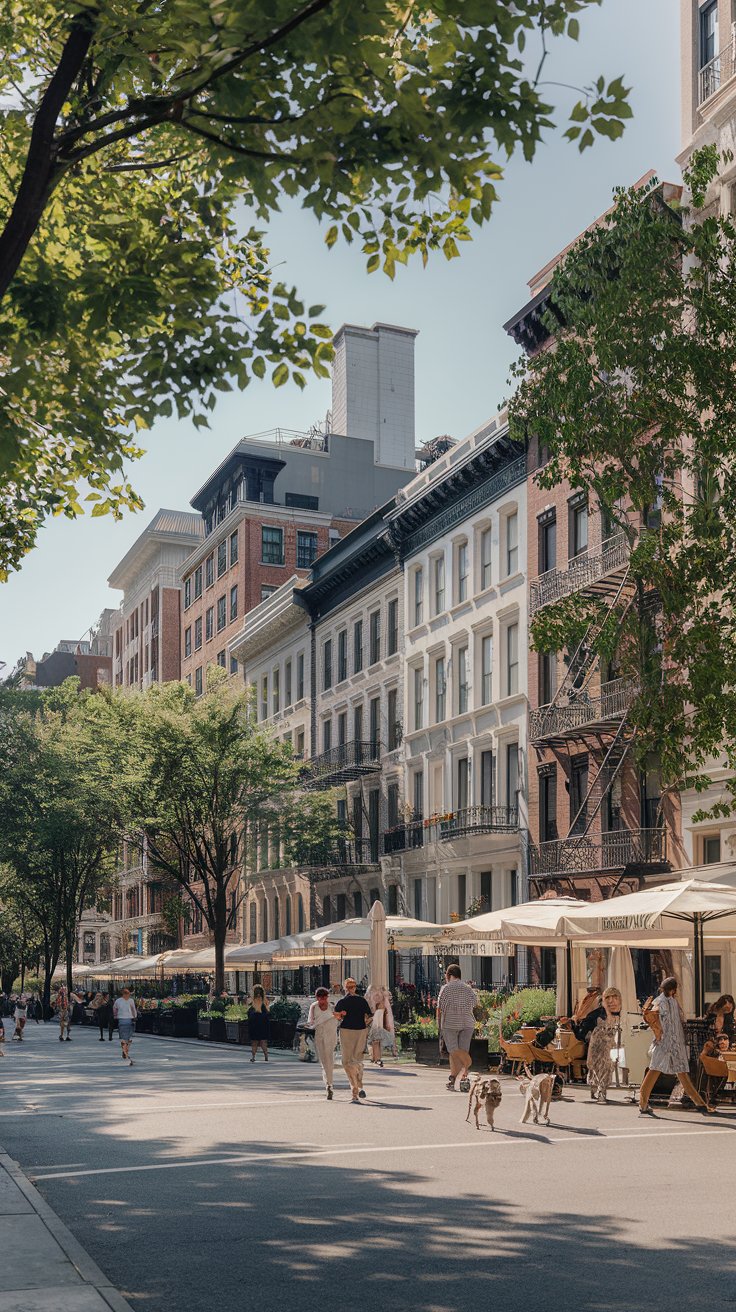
xmin=543 ymin=1039 xmax=587 ymax=1083
xmin=498 ymin=1034 xmax=535 ymax=1077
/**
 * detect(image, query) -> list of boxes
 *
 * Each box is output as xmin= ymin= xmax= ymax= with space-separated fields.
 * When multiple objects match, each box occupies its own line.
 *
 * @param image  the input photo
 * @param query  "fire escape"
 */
xmin=528 ymin=533 xmax=671 ymax=896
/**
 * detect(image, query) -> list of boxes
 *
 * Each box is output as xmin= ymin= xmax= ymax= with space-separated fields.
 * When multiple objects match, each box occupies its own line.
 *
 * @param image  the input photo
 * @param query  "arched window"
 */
xmin=99 ymin=934 xmax=110 ymax=963
xmin=285 ymin=896 xmax=292 ymax=936
xmin=297 ymin=894 xmax=305 ymax=933
xmin=249 ymin=902 xmax=257 ymax=944
xmin=262 ymin=900 xmax=269 ymax=942
xmin=274 ymin=897 xmax=281 ymax=940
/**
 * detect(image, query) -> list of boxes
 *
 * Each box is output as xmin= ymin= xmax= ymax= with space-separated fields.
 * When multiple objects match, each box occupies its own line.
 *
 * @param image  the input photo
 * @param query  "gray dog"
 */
xmin=466 ymin=1076 xmax=503 ymax=1130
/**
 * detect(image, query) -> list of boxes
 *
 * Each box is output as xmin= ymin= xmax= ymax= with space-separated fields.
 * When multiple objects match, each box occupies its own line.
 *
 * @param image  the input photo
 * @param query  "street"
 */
xmin=0 ymin=1023 xmax=735 ymax=1312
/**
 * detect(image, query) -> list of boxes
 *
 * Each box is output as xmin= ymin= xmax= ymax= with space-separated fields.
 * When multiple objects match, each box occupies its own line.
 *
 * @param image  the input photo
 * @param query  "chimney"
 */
xmin=331 ymin=322 xmax=418 ymax=470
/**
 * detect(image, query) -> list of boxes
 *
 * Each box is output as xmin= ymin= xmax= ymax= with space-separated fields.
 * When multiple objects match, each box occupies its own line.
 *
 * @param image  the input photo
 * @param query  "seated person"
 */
xmin=698 ymin=1033 xmax=731 ymax=1103
xmin=559 ymin=988 xmax=604 ymax=1047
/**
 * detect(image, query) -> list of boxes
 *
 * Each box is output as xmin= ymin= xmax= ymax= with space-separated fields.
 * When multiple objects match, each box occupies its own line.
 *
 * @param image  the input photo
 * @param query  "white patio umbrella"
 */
xmin=368 ymin=900 xmax=388 ymax=991
xmin=607 ymin=946 xmax=639 ymax=1019
xmin=116 ymin=954 xmax=166 ymax=978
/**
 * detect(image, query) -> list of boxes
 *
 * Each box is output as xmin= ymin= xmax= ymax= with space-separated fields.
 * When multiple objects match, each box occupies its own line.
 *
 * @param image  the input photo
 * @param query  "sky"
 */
xmin=0 ymin=0 xmax=681 ymax=671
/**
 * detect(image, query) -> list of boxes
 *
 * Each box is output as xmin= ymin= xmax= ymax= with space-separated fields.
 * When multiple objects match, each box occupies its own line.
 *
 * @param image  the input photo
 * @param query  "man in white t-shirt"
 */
xmin=307 ymin=988 xmax=340 ymax=1100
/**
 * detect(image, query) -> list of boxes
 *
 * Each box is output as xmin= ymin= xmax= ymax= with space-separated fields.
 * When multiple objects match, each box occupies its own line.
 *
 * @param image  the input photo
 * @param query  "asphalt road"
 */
xmin=0 ymin=1023 xmax=735 ymax=1312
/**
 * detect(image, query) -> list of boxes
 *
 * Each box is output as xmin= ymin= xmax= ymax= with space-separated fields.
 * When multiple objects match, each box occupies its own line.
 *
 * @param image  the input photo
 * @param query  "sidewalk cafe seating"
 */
xmin=499 ymin=1034 xmax=535 ymax=1076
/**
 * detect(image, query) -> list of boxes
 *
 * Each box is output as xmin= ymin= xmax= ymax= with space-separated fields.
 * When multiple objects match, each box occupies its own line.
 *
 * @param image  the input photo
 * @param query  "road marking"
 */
xmin=30 ymin=1125 xmax=734 ymax=1181
xmin=0 ymin=1091 xmax=461 ymax=1118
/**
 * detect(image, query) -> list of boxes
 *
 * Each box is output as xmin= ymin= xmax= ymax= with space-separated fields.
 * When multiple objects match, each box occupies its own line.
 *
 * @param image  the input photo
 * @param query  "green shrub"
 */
xmin=208 ymin=997 xmax=226 ymax=1015
xmin=172 ymin=994 xmax=208 ymax=1011
xmin=398 ymin=1018 xmax=438 ymax=1045
xmin=499 ymin=988 xmax=557 ymax=1040
xmin=224 ymin=1003 xmax=249 ymax=1020
xmin=269 ymin=998 xmax=301 ymax=1024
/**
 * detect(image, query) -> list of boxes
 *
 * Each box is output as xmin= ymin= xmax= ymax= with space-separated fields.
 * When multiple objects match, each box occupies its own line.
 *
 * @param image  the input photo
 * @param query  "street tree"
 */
xmin=0 ymin=682 xmax=132 ymax=1002
xmin=123 ymin=668 xmax=342 ymax=992
xmin=0 ymin=1 xmax=632 ymax=577
xmin=508 ymin=148 xmax=736 ymax=816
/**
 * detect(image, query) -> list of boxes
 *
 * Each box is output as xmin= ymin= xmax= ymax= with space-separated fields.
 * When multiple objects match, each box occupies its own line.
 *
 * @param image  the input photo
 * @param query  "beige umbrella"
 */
xmin=368 ymin=900 xmax=388 ymax=991
xmin=607 ymin=946 xmax=639 ymax=1018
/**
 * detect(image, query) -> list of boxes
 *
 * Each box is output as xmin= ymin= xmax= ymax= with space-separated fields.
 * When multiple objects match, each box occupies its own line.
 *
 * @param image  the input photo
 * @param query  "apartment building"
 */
xmin=180 ymin=322 xmax=419 ymax=693
xmin=679 ymin=0 xmax=736 ymax=208
xmin=77 ymin=836 xmax=179 ymax=965
xmin=109 ymin=509 xmax=204 ymax=689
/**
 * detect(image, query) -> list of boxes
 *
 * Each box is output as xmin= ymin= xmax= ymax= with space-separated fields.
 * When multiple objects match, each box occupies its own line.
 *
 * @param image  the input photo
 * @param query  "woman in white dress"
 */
xmin=638 ymin=976 xmax=712 ymax=1115
xmin=307 ymin=987 xmax=340 ymax=1100
xmin=366 ymin=985 xmax=396 ymax=1066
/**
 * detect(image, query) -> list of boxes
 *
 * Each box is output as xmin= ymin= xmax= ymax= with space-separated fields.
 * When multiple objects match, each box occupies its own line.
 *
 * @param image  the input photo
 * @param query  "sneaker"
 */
xmin=358 ymin=1089 xmax=367 ymax=1099
xmin=351 ymin=1095 xmax=360 ymax=1103
xmin=446 ymin=1078 xmax=456 ymax=1090
xmin=128 ymin=1058 xmax=134 ymax=1066
xmin=65 ymin=1036 xmax=71 ymax=1041
xmin=327 ymin=1087 xmax=333 ymax=1100
xmin=639 ymin=1106 xmax=655 ymax=1116
xmin=459 ymin=1078 xmax=471 ymax=1093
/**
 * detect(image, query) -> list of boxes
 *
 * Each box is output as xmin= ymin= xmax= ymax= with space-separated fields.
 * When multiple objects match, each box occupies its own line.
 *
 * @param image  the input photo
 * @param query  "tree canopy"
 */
xmin=509 ymin=149 xmax=736 ymax=815
xmin=0 ymin=0 xmax=631 ymax=577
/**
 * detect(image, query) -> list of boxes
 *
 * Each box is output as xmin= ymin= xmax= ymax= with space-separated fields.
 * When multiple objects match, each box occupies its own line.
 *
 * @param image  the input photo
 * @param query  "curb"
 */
xmin=0 ymin=1150 xmax=134 ymax=1312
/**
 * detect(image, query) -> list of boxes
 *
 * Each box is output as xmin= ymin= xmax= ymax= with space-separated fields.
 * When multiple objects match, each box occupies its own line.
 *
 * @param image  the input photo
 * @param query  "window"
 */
xmin=388 ymin=884 xmax=399 ymax=915
xmin=194 ymin=617 xmax=202 ymax=650
xmin=387 ymin=687 xmax=399 ymax=750
xmin=481 ymin=635 xmax=493 ymax=705
xmin=337 ymin=711 xmax=347 ymax=745
xmin=205 ymin=607 xmax=214 ymax=642
xmin=354 ymin=890 xmax=363 ymax=918
xmin=387 ymin=598 xmax=399 ymax=655
xmin=337 ymin=630 xmax=347 ymax=682
xmin=217 ymin=595 xmax=226 ymax=632
xmin=368 ymin=790 xmax=380 ymax=861
xmin=217 ymin=540 xmax=227 ymax=577
xmin=700 ymin=2 xmax=718 ymax=69
xmin=369 ymin=610 xmax=381 ymax=664
xmin=480 ymin=527 xmax=492 ymax=589
xmin=285 ymin=660 xmax=292 ymax=707
xmin=480 ymin=750 xmax=494 ymax=807
xmin=457 ymin=873 xmax=467 ymax=917
xmin=457 ymin=541 xmax=468 ymax=603
xmin=296 ymin=728 xmax=305 ymax=758
xmin=195 ymin=666 xmax=203 ymax=696
xmin=194 ymin=565 xmax=203 ymax=600
xmin=387 ymin=781 xmax=400 ymax=829
xmin=435 ymin=656 xmax=446 ymax=721
xmin=413 ymin=878 xmax=423 ymax=919
xmin=217 ymin=650 xmax=226 ymax=668
xmin=569 ymin=755 xmax=589 ymax=834
xmin=296 ymin=530 xmax=319 ymax=569
xmin=413 ymin=568 xmax=424 ymax=626
xmin=184 ymin=627 xmax=192 ymax=658
xmin=336 ymin=893 xmax=346 ymax=922
xmin=323 ymin=638 xmax=333 ymax=690
xmin=354 ymin=619 xmax=364 ymax=673
xmin=538 ymin=511 xmax=556 ymax=574
xmin=229 ymin=531 xmax=238 ymax=566
xmin=261 ymin=586 xmax=277 ymax=602
xmin=506 ymin=622 xmax=519 ymax=695
xmin=705 ymin=954 xmax=722 ymax=994
xmin=505 ymin=511 xmax=519 ymax=576
xmin=457 ymin=757 xmax=469 ymax=811
xmin=703 ymin=834 xmax=722 ymax=865
xmin=369 ymin=696 xmax=380 ymax=750
xmin=262 ymin=526 xmax=284 ymax=565
xmin=539 ymin=767 xmax=557 ymax=842
xmin=230 ymin=656 xmax=238 ymax=676
xmin=323 ymin=719 xmax=332 ymax=752
xmin=184 ymin=578 xmax=191 ymax=609
xmin=458 ymin=646 xmax=469 ymax=714
xmin=322 ymin=895 xmax=332 ymax=925
xmin=297 ymin=894 xmax=305 ymax=932
xmin=413 ymin=770 xmax=423 ymax=817
xmin=506 ymin=743 xmax=519 ymax=812
xmin=272 ymin=667 xmax=280 ymax=714
xmin=296 ymin=652 xmax=305 ymax=701
xmin=230 ymin=585 xmax=238 ymax=622
xmin=260 ymin=675 xmax=268 ymax=720
xmin=569 ymin=496 xmax=588 ymax=559
xmin=539 ymin=651 xmax=557 ymax=705
xmin=205 ymin=555 xmax=214 ymax=588
xmin=413 ymin=666 xmax=424 ymax=731
xmin=354 ymin=703 xmax=364 ymax=742
xmin=433 ymin=555 xmax=445 ymax=613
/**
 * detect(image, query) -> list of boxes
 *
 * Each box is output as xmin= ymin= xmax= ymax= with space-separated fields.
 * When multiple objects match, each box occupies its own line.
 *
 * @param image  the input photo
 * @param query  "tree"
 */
xmin=508 ymin=149 xmax=736 ymax=816
xmin=0 ymin=681 xmax=132 ymax=1002
xmin=122 ymin=667 xmax=342 ymax=991
xmin=0 ymin=0 xmax=632 ymax=577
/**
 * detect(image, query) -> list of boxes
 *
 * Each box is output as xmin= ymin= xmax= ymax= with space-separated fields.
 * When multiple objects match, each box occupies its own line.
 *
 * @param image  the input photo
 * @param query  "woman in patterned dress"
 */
xmin=638 ymin=976 xmax=712 ymax=1115
xmin=586 ymin=987 xmax=623 ymax=1103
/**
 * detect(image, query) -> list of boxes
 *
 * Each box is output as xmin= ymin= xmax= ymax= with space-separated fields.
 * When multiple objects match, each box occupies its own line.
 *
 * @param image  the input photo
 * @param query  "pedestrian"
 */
xmin=307 ymin=987 xmax=340 ymax=1100
xmin=334 ymin=977 xmax=373 ymax=1103
xmin=365 ymin=984 xmax=396 ymax=1067
xmin=248 ymin=985 xmax=270 ymax=1062
xmin=54 ymin=987 xmax=71 ymax=1041
xmin=113 ymin=988 xmax=137 ymax=1066
xmin=639 ymin=976 xmax=712 ymax=1116
xmin=0 ymin=1014 xmax=5 ymax=1055
xmin=12 ymin=994 xmax=28 ymax=1042
xmin=436 ymin=965 xmax=477 ymax=1092
xmin=91 ymin=991 xmax=114 ymax=1042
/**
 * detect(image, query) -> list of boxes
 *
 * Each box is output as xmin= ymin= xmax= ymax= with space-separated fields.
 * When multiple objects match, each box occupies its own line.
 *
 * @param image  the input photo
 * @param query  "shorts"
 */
xmin=118 ymin=1020 xmax=135 ymax=1042
xmin=441 ymin=1026 xmax=473 ymax=1055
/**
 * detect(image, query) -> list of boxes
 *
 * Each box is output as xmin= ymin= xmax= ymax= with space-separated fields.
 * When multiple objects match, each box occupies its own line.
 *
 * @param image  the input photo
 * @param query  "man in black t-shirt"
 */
xmin=334 ymin=978 xmax=373 ymax=1103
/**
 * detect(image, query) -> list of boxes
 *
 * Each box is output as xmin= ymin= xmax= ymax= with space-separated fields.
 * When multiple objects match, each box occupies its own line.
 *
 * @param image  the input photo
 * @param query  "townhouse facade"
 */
xmin=679 ymin=0 xmax=736 ymax=207
xmin=77 ymin=836 xmax=179 ymax=965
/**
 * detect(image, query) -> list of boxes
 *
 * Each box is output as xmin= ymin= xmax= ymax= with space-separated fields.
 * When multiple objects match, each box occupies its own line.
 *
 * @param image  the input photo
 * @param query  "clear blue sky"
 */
xmin=0 ymin=0 xmax=679 ymax=670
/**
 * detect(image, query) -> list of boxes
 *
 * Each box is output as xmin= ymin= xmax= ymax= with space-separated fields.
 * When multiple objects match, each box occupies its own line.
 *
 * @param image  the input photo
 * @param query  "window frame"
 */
xmin=261 ymin=525 xmax=284 ymax=566
xmin=217 ymin=594 xmax=227 ymax=633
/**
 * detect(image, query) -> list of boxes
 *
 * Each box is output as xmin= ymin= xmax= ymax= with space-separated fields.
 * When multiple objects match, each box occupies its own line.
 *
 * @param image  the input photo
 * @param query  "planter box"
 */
xmin=269 ymin=1020 xmax=296 ymax=1049
xmin=470 ymin=1037 xmax=489 ymax=1071
xmin=198 ymin=1016 xmax=226 ymax=1042
xmin=157 ymin=1012 xmax=175 ymax=1037
xmin=414 ymin=1037 xmax=443 ymax=1065
xmin=488 ymin=1052 xmax=502 ymax=1068
xmin=135 ymin=1013 xmax=155 ymax=1034
xmin=172 ymin=1007 xmax=198 ymax=1038
xmin=224 ymin=1020 xmax=249 ymax=1045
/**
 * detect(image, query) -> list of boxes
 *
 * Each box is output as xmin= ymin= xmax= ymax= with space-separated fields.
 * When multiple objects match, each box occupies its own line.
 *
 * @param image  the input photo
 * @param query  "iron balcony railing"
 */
xmin=530 ymin=533 xmax=629 ymax=615
xmin=302 ymin=739 xmax=382 ymax=789
xmin=383 ymin=806 xmax=519 ymax=854
xmin=699 ymin=37 xmax=736 ymax=105
xmin=529 ymin=827 xmax=668 ymax=877
xmin=294 ymin=837 xmax=378 ymax=869
xmin=529 ymin=677 xmax=637 ymax=743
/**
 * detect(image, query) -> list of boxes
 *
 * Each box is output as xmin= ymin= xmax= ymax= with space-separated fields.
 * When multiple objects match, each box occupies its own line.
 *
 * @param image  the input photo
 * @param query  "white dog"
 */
xmin=519 ymin=1072 xmax=554 ymax=1125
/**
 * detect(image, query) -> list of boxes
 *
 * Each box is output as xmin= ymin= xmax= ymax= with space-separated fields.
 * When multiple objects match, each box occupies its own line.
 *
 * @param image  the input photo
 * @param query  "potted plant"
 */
xmin=268 ymin=998 xmax=301 ymax=1049
xmin=400 ymin=1017 xmax=441 ymax=1063
xmin=198 ymin=998 xmax=227 ymax=1042
xmin=171 ymin=994 xmax=202 ymax=1038
xmin=135 ymin=998 xmax=158 ymax=1033
xmin=223 ymin=1002 xmax=249 ymax=1045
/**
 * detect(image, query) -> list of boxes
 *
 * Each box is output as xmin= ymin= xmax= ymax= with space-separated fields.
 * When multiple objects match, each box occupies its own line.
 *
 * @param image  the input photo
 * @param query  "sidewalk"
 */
xmin=0 ymin=1150 xmax=132 ymax=1312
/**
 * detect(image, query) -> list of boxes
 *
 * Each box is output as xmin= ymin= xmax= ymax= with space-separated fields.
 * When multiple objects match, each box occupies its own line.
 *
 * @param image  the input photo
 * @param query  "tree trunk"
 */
xmin=213 ymin=892 xmax=228 ymax=994
xmin=42 ymin=946 xmax=53 ymax=1012
xmin=1 ymin=965 xmax=18 ymax=995
xmin=65 ymin=929 xmax=75 ymax=994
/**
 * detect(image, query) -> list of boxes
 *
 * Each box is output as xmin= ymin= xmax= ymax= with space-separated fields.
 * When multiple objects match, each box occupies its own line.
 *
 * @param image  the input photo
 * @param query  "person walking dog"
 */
xmin=113 ymin=988 xmax=137 ymax=1066
xmin=334 ymin=978 xmax=373 ymax=1103
xmin=437 ymin=965 xmax=477 ymax=1092
xmin=307 ymin=987 xmax=340 ymax=1099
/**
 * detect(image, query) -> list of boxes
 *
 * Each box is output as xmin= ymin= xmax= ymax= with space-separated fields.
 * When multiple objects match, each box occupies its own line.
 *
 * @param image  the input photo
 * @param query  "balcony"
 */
xmin=302 ymin=740 xmax=382 ymax=790
xmin=530 ymin=533 xmax=629 ymax=615
xmin=292 ymin=836 xmax=379 ymax=874
xmin=529 ymin=827 xmax=669 ymax=879
xmin=699 ymin=37 xmax=736 ymax=106
xmin=529 ymin=678 xmax=637 ymax=745
xmin=383 ymin=806 xmax=519 ymax=854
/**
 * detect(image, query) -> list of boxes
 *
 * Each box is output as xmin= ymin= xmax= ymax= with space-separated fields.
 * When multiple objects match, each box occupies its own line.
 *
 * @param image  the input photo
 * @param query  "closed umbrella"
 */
xmin=607 ymin=946 xmax=639 ymax=1018
xmin=368 ymin=900 xmax=388 ymax=991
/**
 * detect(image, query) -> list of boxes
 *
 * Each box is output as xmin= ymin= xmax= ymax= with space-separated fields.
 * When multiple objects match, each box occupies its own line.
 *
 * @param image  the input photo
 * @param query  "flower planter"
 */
xmin=197 ymin=1016 xmax=227 ymax=1042
xmin=469 ymin=1037 xmax=489 ymax=1071
xmin=414 ymin=1037 xmax=443 ymax=1065
xmin=157 ymin=1012 xmax=175 ymax=1037
xmin=172 ymin=1007 xmax=198 ymax=1038
xmin=269 ymin=1020 xmax=296 ymax=1050
xmin=224 ymin=1020 xmax=249 ymax=1045
xmin=135 ymin=1013 xmax=155 ymax=1034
